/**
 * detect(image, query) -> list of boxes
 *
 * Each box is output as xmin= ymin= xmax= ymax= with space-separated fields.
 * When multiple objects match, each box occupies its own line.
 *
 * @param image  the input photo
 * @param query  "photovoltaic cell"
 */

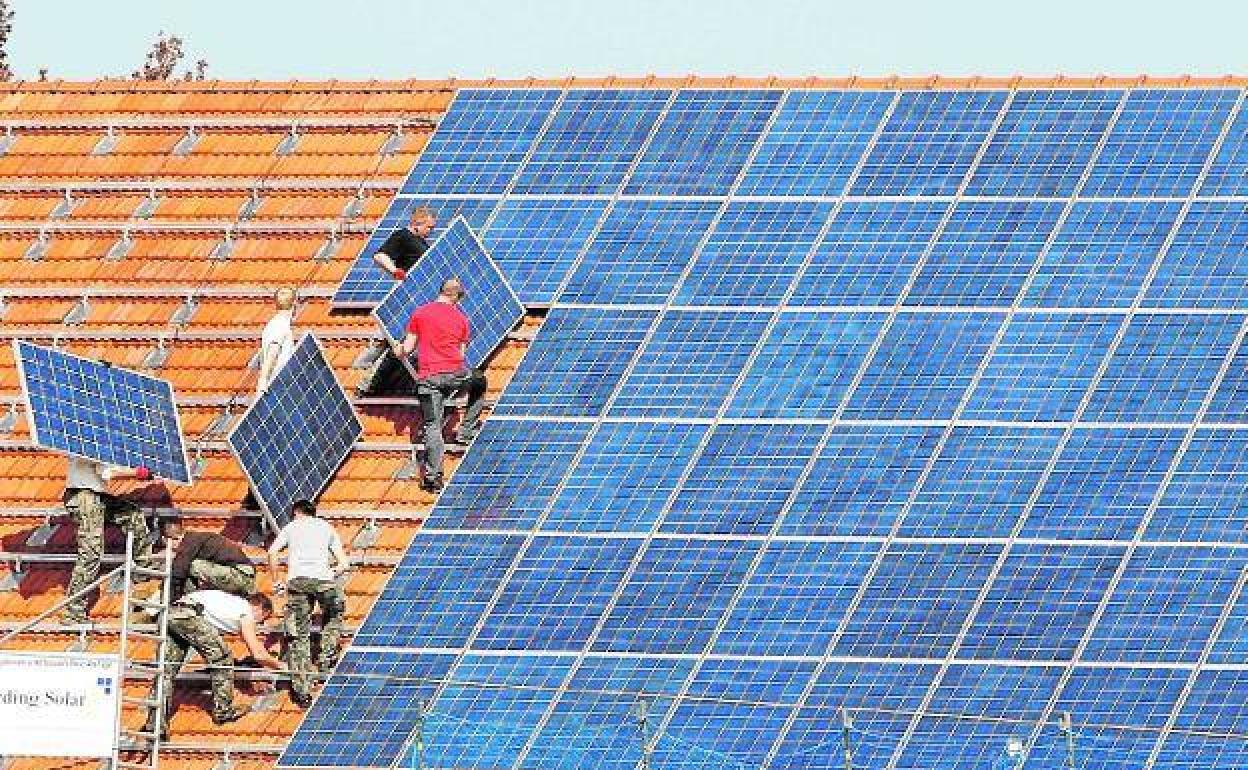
xmin=401 ymin=88 xmax=561 ymax=194
xmin=788 ymin=201 xmax=948 ymax=306
xmin=423 ymin=419 xmax=592 ymax=530
xmin=735 ymin=90 xmax=893 ymax=196
xmin=726 ymin=311 xmax=885 ymax=419
xmin=958 ymin=544 xmax=1125 ymax=660
xmin=780 ymin=424 xmax=943 ymax=537
xmin=673 ymin=201 xmax=835 ymax=305
xmin=905 ymin=200 xmax=1063 ymax=306
xmin=1148 ymin=430 xmax=1248 ymax=542
xmin=833 ymin=542 xmax=1002 ymax=659
xmin=1202 ymin=102 xmax=1248 ymax=194
xmin=557 ymin=199 xmax=720 ymax=305
xmin=475 ymin=535 xmax=643 ymax=651
xmin=1208 ymin=338 xmax=1248 ymax=422
xmin=966 ymin=88 xmax=1122 ymax=196
xmin=624 ymin=89 xmax=781 ymax=196
xmin=851 ymin=90 xmax=1007 ymax=196
xmin=609 ymin=309 xmax=773 ymax=419
xmin=1083 ymin=313 xmax=1243 ymax=422
xmin=279 ymin=651 xmax=454 ymax=768
xmin=373 ymin=217 xmax=524 ymax=369
xmin=898 ymin=425 xmax=1064 ymax=539
xmin=330 ymin=196 xmax=499 ymax=307
xmin=352 ymin=533 xmax=524 ymax=649
xmin=15 ymin=340 xmax=190 ymax=483
xmin=1084 ymin=546 xmax=1248 ymax=663
xmin=1023 ymin=201 xmax=1182 ymax=309
xmin=493 ymin=307 xmax=658 ymax=417
xmin=713 ymin=540 xmax=881 ymax=656
xmin=1082 ymin=89 xmax=1237 ymax=197
xmin=543 ymin=421 xmax=709 ymax=533
xmin=962 ymin=313 xmax=1122 ymax=422
xmin=1023 ymin=428 xmax=1184 ymax=542
xmin=660 ymin=422 xmax=825 ymax=536
xmin=512 ymin=89 xmax=671 ymax=194
xmin=227 ymin=334 xmax=361 ymax=527
xmin=1145 ymin=201 xmax=1248 ymax=308
xmin=480 ymin=198 xmax=608 ymax=303
xmin=842 ymin=311 xmax=1003 ymax=420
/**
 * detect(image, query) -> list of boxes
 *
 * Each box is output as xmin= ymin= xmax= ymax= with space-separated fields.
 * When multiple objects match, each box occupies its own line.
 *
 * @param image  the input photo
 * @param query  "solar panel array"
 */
xmin=293 ymin=87 xmax=1248 ymax=769
xmin=228 ymin=334 xmax=362 ymax=528
xmin=373 ymin=216 xmax=525 ymax=370
xmin=14 ymin=340 xmax=191 ymax=484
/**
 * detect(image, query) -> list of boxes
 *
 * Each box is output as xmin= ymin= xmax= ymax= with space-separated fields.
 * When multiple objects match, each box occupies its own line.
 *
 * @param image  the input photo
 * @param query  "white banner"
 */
xmin=0 ymin=651 xmax=122 ymax=757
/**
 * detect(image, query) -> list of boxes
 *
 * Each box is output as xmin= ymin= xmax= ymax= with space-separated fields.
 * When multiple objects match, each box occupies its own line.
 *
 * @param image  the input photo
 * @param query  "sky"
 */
xmin=8 ymin=0 xmax=1248 ymax=81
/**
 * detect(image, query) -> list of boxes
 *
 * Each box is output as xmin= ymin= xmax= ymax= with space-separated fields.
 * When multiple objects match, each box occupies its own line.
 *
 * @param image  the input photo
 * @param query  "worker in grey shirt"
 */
xmin=267 ymin=499 xmax=350 ymax=708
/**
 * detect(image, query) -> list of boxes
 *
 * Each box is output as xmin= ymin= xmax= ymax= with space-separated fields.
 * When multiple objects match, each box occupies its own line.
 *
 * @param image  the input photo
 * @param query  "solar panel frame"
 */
xmin=226 ymin=333 xmax=363 ymax=529
xmin=14 ymin=340 xmax=193 ymax=484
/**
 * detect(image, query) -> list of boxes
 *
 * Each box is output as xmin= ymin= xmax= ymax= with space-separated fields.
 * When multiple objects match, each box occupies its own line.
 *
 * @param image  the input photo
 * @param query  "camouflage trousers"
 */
xmin=64 ymin=488 xmax=151 ymax=619
xmin=285 ymin=576 xmax=346 ymax=698
xmin=188 ymin=559 xmax=257 ymax=596
xmin=149 ymin=604 xmax=235 ymax=730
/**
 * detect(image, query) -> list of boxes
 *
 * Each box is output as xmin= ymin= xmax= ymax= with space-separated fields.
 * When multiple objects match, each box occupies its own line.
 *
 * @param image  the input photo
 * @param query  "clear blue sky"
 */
xmin=10 ymin=0 xmax=1248 ymax=80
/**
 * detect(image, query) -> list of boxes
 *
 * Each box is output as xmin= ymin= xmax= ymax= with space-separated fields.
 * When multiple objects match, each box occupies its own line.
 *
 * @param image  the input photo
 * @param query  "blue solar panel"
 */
xmin=372 ymin=216 xmax=524 ymax=370
xmin=331 ymin=196 xmax=499 ymax=307
xmin=1024 ymin=201 xmax=1182 ymax=308
xmin=789 ymin=201 xmax=949 ymax=306
xmin=290 ymin=87 xmax=1248 ymax=770
xmin=851 ymin=90 xmax=1007 ymax=195
xmin=227 ymin=334 xmax=361 ymax=527
xmin=15 ymin=340 xmax=191 ymax=484
xmin=967 ymin=89 xmax=1122 ymax=196
xmin=1082 ymin=89 xmax=1237 ymax=197
xmin=624 ymin=89 xmax=781 ymax=196
xmin=673 ymin=201 xmax=835 ymax=306
xmin=401 ymin=88 xmax=561 ymax=194
xmin=905 ymin=200 xmax=1063 ymax=306
xmin=512 ymin=89 xmax=671 ymax=194
xmin=480 ymin=198 xmax=608 ymax=303
xmin=609 ymin=309 xmax=773 ymax=418
xmin=493 ymin=307 xmax=658 ymax=417
xmin=735 ymin=90 xmax=893 ymax=196
xmin=557 ymin=199 xmax=720 ymax=305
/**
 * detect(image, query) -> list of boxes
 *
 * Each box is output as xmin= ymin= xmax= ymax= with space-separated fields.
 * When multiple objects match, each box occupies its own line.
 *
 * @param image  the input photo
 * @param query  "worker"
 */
xmin=141 ymin=590 xmax=283 ymax=739
xmin=256 ymin=286 xmax=297 ymax=394
xmin=396 ymin=278 xmax=486 ymax=492
xmin=160 ymin=519 xmax=256 ymax=600
xmin=355 ymin=206 xmax=437 ymax=398
xmin=267 ymin=499 xmax=350 ymax=708
xmin=62 ymin=457 xmax=152 ymax=624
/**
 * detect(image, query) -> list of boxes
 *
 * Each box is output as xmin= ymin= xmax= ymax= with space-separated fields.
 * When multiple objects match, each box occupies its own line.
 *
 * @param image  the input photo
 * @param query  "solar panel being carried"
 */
xmin=290 ymin=86 xmax=1248 ymax=770
xmin=372 ymin=216 xmax=524 ymax=371
xmin=228 ymin=333 xmax=362 ymax=528
xmin=14 ymin=340 xmax=191 ymax=483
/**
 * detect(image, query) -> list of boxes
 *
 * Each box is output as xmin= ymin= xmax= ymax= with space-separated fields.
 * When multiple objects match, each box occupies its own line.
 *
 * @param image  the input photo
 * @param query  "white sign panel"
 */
xmin=0 ymin=651 xmax=121 ymax=757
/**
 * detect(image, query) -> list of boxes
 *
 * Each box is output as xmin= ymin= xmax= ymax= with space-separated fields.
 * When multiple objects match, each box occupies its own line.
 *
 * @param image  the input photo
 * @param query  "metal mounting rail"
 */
xmin=0 ymin=115 xmax=439 ymax=131
xmin=0 ymin=219 xmax=374 ymax=234
xmin=0 ymin=178 xmax=401 ymax=194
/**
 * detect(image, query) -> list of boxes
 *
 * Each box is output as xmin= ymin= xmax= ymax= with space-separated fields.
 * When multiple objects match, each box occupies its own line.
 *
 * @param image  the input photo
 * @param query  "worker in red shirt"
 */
xmin=396 ymin=278 xmax=487 ymax=492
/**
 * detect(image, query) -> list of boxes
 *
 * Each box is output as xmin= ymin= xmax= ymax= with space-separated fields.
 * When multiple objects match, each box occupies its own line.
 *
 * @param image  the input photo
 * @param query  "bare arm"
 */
xmin=399 ymin=331 xmax=419 ymax=357
xmin=331 ymin=537 xmax=351 ymax=577
xmin=239 ymin=614 xmax=284 ymax=670
xmin=372 ymin=250 xmax=401 ymax=277
xmin=267 ymin=530 xmax=288 ymax=588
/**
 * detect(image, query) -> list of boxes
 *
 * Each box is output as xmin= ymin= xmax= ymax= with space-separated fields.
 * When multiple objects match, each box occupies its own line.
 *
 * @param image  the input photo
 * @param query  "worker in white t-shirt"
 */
xmin=256 ymin=286 xmax=297 ymax=394
xmin=141 ymin=589 xmax=283 ymax=739
xmin=267 ymin=499 xmax=350 ymax=708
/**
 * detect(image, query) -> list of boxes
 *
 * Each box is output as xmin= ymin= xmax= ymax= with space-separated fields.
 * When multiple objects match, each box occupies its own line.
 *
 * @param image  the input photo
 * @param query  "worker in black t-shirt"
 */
xmin=356 ymin=206 xmax=437 ymax=397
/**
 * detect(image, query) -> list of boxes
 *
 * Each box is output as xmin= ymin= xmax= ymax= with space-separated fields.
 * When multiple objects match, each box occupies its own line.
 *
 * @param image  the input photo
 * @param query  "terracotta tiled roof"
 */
xmin=0 ymin=79 xmax=525 ymax=770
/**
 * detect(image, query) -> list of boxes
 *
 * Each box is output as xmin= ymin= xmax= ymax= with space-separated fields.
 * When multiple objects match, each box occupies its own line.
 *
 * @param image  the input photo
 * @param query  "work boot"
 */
xmin=211 ymin=706 xmax=249 ymax=726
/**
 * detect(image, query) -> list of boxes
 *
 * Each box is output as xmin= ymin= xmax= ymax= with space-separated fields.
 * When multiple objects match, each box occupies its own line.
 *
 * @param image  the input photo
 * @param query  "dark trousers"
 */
xmin=416 ymin=368 xmax=487 ymax=481
xmin=356 ymin=347 xmax=413 ymax=396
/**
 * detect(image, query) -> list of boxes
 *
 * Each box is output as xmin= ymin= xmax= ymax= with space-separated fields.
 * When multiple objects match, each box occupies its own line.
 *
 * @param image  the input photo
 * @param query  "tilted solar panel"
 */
xmin=372 ymin=216 xmax=524 ymax=370
xmin=228 ymin=334 xmax=361 ymax=528
xmin=14 ymin=340 xmax=191 ymax=483
xmin=285 ymin=86 xmax=1248 ymax=770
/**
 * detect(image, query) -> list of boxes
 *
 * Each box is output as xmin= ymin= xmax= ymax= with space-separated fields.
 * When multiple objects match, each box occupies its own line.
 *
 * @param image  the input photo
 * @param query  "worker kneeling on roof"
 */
xmin=161 ymin=518 xmax=256 ymax=600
